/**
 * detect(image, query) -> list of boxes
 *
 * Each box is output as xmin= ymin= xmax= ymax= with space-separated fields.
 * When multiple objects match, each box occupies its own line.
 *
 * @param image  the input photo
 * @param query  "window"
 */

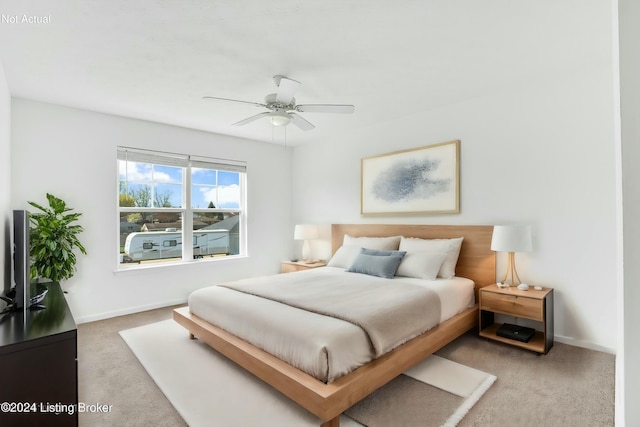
xmin=117 ymin=146 xmax=246 ymax=268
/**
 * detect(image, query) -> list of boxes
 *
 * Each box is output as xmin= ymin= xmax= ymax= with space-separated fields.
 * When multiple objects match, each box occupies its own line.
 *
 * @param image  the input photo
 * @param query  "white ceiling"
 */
xmin=0 ymin=0 xmax=609 ymax=146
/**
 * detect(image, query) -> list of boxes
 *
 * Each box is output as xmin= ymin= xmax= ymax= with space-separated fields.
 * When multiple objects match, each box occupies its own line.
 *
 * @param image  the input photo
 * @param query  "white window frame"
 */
xmin=117 ymin=146 xmax=247 ymax=270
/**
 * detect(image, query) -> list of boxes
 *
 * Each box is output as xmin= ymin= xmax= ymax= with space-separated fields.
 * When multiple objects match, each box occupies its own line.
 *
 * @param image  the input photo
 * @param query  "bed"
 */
xmin=174 ymin=224 xmax=495 ymax=426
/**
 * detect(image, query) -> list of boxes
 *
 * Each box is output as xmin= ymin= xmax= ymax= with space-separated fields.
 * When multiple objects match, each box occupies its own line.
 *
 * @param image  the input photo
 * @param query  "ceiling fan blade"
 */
xmin=233 ymin=112 xmax=271 ymax=126
xmin=289 ymin=113 xmax=315 ymax=131
xmin=203 ymin=96 xmax=266 ymax=108
xmin=295 ymin=104 xmax=355 ymax=114
xmin=275 ymin=76 xmax=300 ymax=104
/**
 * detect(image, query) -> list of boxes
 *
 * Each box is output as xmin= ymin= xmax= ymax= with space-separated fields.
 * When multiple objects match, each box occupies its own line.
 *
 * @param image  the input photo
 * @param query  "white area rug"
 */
xmin=120 ymin=320 xmax=495 ymax=427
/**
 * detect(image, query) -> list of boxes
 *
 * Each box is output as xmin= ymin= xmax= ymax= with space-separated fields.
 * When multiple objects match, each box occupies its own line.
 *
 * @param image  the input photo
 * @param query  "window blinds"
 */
xmin=117 ymin=147 xmax=247 ymax=173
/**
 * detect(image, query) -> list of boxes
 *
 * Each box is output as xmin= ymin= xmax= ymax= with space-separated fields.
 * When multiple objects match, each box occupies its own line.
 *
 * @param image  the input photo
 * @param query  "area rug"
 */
xmin=120 ymin=320 xmax=496 ymax=427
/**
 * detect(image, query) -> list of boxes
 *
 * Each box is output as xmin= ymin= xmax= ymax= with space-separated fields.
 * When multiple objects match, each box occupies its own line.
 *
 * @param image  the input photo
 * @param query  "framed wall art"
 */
xmin=361 ymin=140 xmax=460 ymax=215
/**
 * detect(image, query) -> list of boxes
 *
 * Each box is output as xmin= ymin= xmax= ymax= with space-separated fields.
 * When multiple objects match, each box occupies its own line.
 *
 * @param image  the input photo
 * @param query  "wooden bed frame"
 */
xmin=174 ymin=224 xmax=495 ymax=426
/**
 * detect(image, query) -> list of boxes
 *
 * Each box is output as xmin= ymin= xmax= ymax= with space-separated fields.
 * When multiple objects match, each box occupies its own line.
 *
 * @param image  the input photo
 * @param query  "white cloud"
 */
xmin=119 ymin=161 xmax=172 ymax=182
xmin=200 ymin=184 xmax=240 ymax=208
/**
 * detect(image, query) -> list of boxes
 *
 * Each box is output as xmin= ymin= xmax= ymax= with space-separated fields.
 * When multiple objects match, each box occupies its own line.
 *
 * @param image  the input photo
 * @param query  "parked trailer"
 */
xmin=124 ymin=229 xmax=229 ymax=261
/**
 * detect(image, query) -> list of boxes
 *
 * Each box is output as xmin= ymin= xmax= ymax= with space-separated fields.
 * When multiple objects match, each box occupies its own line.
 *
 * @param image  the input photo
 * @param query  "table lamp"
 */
xmin=294 ymin=225 xmax=319 ymax=262
xmin=491 ymin=225 xmax=532 ymax=286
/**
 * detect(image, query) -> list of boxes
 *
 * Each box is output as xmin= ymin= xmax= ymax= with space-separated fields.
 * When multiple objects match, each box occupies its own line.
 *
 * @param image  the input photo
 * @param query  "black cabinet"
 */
xmin=0 ymin=282 xmax=77 ymax=426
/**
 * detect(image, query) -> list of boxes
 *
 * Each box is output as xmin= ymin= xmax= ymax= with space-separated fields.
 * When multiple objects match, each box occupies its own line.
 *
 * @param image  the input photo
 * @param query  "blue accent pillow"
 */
xmin=360 ymin=248 xmax=406 ymax=257
xmin=347 ymin=248 xmax=407 ymax=279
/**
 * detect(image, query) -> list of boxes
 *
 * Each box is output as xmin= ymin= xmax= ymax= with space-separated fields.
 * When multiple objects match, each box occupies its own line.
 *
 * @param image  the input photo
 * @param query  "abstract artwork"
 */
xmin=361 ymin=140 xmax=460 ymax=215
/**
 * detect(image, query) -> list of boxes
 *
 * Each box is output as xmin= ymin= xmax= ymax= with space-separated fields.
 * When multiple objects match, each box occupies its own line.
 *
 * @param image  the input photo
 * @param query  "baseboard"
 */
xmin=555 ymin=334 xmax=616 ymax=355
xmin=74 ymin=298 xmax=187 ymax=324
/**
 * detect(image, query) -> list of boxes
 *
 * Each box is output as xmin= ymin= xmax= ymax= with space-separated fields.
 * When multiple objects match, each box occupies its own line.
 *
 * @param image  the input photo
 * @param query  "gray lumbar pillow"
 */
xmin=347 ymin=248 xmax=407 ymax=279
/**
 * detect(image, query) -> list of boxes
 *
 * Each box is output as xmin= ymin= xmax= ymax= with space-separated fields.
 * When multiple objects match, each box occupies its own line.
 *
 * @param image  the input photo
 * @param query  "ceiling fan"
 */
xmin=203 ymin=75 xmax=355 ymax=131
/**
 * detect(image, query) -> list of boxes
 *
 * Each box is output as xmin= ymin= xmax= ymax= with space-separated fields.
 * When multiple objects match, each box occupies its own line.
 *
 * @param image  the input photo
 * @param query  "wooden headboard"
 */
xmin=331 ymin=224 xmax=496 ymax=295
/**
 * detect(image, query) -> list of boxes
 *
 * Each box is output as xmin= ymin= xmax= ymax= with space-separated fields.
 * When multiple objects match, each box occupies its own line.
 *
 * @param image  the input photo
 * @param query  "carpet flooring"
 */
xmin=119 ymin=320 xmax=495 ymax=426
xmin=77 ymin=305 xmax=615 ymax=426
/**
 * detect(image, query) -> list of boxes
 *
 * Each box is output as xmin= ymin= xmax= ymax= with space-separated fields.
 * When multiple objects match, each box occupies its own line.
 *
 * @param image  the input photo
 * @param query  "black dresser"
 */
xmin=0 ymin=282 xmax=78 ymax=426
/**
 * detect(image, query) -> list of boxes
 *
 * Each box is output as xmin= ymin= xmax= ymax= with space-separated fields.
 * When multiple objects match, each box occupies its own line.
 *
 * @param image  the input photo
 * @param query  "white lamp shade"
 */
xmin=491 ymin=225 xmax=532 ymax=252
xmin=294 ymin=224 xmax=319 ymax=240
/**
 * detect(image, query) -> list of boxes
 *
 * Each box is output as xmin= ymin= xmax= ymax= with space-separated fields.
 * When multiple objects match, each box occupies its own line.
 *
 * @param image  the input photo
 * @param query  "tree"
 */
xmin=132 ymin=186 xmax=152 ymax=207
xmin=126 ymin=213 xmax=142 ymax=223
xmin=127 ymin=186 xmax=173 ymax=207
xmin=206 ymin=201 xmax=224 ymax=220
xmin=119 ymin=193 xmax=135 ymax=207
xmin=154 ymin=190 xmax=173 ymax=208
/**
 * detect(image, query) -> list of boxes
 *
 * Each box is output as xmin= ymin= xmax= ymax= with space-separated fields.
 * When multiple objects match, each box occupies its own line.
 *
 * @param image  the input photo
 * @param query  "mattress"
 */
xmin=188 ymin=266 xmax=474 ymax=383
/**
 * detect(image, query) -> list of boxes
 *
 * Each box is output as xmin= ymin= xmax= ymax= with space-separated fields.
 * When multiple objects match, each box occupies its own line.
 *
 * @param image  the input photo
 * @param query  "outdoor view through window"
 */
xmin=117 ymin=147 xmax=245 ymax=268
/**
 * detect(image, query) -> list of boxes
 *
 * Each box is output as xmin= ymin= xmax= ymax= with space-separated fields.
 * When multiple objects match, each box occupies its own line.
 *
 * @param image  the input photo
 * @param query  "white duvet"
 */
xmin=188 ymin=267 xmax=474 ymax=383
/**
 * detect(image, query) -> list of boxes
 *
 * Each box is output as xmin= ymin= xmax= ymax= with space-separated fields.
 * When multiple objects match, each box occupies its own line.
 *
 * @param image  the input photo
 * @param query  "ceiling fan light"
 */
xmin=269 ymin=112 xmax=291 ymax=126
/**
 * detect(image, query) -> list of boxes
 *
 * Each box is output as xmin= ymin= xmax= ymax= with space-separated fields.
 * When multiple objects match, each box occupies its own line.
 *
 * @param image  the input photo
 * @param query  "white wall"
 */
xmin=0 ymin=63 xmax=10 ymax=296
xmin=619 ymin=0 xmax=640 ymax=424
xmin=10 ymin=99 xmax=293 ymax=322
xmin=292 ymin=63 xmax=618 ymax=352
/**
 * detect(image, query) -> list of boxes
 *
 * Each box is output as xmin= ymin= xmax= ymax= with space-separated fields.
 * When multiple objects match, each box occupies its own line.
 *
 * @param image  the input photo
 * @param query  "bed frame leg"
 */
xmin=189 ymin=333 xmax=196 ymax=340
xmin=320 ymin=416 xmax=340 ymax=427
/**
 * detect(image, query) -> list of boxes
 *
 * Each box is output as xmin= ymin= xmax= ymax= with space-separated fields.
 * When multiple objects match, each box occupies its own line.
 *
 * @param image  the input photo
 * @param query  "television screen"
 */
xmin=12 ymin=209 xmax=31 ymax=309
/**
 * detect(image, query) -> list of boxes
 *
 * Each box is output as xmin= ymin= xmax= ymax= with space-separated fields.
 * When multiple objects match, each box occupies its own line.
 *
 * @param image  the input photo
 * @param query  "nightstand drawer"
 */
xmin=481 ymin=292 xmax=543 ymax=321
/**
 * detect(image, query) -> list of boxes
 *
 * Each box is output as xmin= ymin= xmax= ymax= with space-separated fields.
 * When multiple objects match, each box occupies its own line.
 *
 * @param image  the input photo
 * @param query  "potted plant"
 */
xmin=29 ymin=193 xmax=87 ymax=283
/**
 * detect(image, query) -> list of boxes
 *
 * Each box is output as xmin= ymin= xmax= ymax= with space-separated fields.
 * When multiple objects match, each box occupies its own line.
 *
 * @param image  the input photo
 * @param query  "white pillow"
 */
xmin=327 ymin=235 xmax=402 ymax=268
xmin=399 ymin=236 xmax=464 ymax=279
xmin=396 ymin=252 xmax=448 ymax=280
xmin=327 ymin=245 xmax=362 ymax=268
xmin=343 ymin=235 xmax=401 ymax=250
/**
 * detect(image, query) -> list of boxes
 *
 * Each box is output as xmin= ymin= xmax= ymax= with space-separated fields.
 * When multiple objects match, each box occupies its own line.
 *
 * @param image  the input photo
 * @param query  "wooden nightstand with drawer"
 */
xmin=479 ymin=284 xmax=554 ymax=354
xmin=281 ymin=261 xmax=327 ymax=273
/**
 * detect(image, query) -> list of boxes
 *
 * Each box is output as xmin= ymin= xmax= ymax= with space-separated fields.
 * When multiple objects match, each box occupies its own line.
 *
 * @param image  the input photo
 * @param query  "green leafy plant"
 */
xmin=28 ymin=193 xmax=87 ymax=282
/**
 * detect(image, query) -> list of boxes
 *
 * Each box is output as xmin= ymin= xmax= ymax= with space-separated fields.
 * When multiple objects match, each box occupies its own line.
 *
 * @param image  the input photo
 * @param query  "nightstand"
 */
xmin=281 ymin=261 xmax=327 ymax=273
xmin=479 ymin=284 xmax=554 ymax=354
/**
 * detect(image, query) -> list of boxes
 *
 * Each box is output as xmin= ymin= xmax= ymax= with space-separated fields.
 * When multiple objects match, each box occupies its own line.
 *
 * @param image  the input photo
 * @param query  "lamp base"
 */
xmin=301 ymin=239 xmax=311 ymax=262
xmin=499 ymin=252 xmax=523 ymax=286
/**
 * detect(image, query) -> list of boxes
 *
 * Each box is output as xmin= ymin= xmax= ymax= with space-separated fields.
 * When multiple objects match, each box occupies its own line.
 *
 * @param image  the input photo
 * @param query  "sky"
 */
xmin=118 ymin=161 xmax=241 ymax=209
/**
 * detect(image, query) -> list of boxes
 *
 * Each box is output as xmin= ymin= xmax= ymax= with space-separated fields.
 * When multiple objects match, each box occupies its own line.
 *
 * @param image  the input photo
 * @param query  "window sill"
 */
xmin=113 ymin=254 xmax=248 ymax=275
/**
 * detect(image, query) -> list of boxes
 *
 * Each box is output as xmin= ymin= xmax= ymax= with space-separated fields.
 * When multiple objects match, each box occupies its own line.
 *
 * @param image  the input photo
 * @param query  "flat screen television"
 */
xmin=12 ymin=209 xmax=31 ymax=310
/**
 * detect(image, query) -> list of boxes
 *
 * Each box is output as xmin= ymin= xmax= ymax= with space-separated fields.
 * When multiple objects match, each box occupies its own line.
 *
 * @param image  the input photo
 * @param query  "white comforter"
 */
xmin=188 ymin=267 xmax=474 ymax=383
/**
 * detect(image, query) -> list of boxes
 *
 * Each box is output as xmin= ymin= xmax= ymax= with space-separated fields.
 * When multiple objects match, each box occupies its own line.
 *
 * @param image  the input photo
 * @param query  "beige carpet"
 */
xmin=120 ymin=320 xmax=495 ymax=427
xmin=345 ymin=355 xmax=496 ymax=427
